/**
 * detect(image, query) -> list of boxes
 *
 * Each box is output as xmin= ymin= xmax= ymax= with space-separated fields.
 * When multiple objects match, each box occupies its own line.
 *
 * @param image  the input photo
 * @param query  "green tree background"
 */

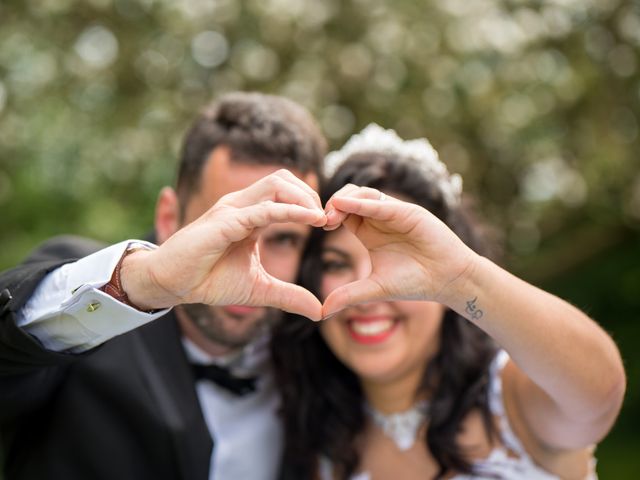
xmin=1 ymin=0 xmax=638 ymax=476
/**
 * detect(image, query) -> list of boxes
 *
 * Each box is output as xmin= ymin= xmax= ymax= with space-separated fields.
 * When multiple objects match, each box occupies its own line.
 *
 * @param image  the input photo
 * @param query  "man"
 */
xmin=0 ymin=92 xmax=327 ymax=480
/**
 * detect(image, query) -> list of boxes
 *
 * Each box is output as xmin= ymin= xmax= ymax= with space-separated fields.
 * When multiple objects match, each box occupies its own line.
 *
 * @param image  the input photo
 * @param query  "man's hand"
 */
xmin=121 ymin=170 xmax=327 ymax=320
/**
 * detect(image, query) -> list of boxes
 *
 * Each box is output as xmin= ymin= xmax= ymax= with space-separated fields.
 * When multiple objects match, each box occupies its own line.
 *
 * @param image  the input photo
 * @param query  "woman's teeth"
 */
xmin=350 ymin=319 xmax=394 ymax=336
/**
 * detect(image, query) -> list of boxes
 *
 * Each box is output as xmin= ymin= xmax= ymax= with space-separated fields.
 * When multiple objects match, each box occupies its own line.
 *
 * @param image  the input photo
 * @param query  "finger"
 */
xmin=327 ymin=185 xmax=388 ymax=206
xmin=324 ymin=210 xmax=349 ymax=231
xmin=236 ymin=202 xmax=326 ymax=237
xmin=218 ymin=203 xmax=326 ymax=243
xmin=325 ymin=183 xmax=359 ymax=210
xmin=321 ymin=278 xmax=386 ymax=319
xmin=223 ymin=171 xmax=322 ymax=211
xmin=324 ymin=184 xmax=360 ymax=230
xmin=324 ymin=183 xmax=359 ymax=213
xmin=252 ymin=277 xmax=323 ymax=321
xmin=273 ymin=169 xmax=322 ymax=208
xmin=329 ymin=196 xmax=403 ymax=223
xmin=325 ymin=186 xmax=389 ymax=230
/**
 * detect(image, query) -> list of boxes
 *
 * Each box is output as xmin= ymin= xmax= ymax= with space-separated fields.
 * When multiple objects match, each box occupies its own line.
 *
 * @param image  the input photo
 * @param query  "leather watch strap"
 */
xmin=100 ymin=246 xmax=158 ymax=313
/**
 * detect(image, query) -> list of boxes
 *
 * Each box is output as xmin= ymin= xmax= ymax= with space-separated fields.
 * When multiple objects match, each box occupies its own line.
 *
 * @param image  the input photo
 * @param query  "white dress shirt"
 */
xmin=184 ymin=336 xmax=283 ymax=480
xmin=17 ymin=240 xmax=283 ymax=480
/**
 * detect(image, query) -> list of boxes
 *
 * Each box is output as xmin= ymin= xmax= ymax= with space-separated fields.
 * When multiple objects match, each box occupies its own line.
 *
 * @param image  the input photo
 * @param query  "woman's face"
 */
xmin=319 ymin=225 xmax=445 ymax=385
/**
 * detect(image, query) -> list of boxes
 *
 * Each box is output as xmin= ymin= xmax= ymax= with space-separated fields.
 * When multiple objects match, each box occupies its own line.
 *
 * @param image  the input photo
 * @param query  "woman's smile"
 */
xmin=346 ymin=314 xmax=399 ymax=344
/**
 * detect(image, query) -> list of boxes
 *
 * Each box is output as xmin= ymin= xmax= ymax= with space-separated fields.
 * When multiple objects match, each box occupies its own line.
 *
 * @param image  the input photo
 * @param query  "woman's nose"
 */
xmin=353 ymin=300 xmax=387 ymax=314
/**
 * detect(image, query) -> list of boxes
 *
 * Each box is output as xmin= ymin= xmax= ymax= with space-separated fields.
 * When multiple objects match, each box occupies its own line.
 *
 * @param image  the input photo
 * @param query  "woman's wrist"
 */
xmin=437 ymin=253 xmax=490 ymax=323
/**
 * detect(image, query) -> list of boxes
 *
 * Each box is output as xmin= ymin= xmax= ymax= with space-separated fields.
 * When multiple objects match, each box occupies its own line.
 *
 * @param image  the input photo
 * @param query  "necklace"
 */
xmin=366 ymin=400 xmax=429 ymax=451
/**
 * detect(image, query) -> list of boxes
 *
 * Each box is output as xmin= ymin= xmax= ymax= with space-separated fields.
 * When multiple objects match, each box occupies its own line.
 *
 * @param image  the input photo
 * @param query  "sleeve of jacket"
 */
xmin=0 ymin=236 xmax=105 ymax=419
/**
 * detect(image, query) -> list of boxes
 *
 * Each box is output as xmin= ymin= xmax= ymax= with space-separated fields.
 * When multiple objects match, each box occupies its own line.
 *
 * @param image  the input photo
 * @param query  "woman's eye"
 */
xmin=322 ymin=259 xmax=349 ymax=273
xmin=264 ymin=233 xmax=302 ymax=249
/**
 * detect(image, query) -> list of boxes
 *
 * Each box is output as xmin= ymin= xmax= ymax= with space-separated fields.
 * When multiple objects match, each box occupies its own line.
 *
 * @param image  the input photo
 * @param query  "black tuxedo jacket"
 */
xmin=0 ymin=236 xmax=213 ymax=480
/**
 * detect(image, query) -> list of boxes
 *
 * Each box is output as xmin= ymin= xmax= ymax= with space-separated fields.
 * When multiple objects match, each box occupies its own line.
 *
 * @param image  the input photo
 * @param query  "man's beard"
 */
xmin=179 ymin=303 xmax=281 ymax=350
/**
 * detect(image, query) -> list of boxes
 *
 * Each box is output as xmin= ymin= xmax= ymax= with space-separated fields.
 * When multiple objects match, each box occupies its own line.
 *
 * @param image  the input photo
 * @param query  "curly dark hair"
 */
xmin=177 ymin=91 xmax=327 ymax=210
xmin=271 ymin=151 xmax=499 ymax=479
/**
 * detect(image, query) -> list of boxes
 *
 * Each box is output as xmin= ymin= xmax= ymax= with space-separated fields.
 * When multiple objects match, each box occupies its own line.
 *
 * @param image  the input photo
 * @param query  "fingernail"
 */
xmin=315 ymin=212 xmax=328 ymax=226
xmin=320 ymin=311 xmax=338 ymax=321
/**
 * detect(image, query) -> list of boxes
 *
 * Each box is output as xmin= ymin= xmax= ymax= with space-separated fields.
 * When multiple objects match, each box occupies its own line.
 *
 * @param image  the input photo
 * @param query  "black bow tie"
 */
xmin=191 ymin=363 xmax=258 ymax=396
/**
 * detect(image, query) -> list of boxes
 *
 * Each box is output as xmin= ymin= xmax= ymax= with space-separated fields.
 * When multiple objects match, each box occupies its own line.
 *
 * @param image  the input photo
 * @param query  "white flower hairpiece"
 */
xmin=324 ymin=123 xmax=462 ymax=207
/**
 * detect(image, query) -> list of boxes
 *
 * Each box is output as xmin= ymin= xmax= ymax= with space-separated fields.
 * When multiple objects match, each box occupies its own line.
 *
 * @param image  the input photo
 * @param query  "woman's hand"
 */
xmin=323 ymin=183 xmax=625 ymax=452
xmin=321 ymin=185 xmax=478 ymax=317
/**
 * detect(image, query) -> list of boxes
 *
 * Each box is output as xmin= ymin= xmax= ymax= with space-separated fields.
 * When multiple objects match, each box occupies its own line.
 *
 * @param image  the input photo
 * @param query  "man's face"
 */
xmin=172 ymin=146 xmax=319 ymax=353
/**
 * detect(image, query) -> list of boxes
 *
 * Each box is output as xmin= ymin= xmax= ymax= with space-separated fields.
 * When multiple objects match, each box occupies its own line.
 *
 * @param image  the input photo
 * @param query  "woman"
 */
xmin=271 ymin=124 xmax=625 ymax=479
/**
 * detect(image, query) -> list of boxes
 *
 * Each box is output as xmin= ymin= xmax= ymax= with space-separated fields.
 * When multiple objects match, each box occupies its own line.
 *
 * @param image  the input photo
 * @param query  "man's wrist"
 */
xmin=101 ymin=247 xmax=163 ymax=313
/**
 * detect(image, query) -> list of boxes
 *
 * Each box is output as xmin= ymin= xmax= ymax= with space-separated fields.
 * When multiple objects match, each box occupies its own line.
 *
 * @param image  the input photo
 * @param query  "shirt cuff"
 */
xmin=18 ymin=240 xmax=170 ymax=353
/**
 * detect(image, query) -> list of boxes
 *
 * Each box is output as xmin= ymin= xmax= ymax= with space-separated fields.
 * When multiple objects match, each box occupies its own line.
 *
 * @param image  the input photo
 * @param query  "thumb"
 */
xmin=321 ymin=278 xmax=385 ymax=319
xmin=253 ymin=276 xmax=323 ymax=321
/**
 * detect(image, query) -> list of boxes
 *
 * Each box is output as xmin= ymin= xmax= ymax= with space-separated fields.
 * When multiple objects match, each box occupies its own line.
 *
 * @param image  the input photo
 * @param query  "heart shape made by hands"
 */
xmin=299 ymin=191 xmax=472 ymax=320
xmin=201 ymin=186 xmax=471 ymax=322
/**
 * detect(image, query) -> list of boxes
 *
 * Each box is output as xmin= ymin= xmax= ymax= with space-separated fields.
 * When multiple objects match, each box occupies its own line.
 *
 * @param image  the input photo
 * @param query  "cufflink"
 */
xmin=87 ymin=301 xmax=102 ymax=312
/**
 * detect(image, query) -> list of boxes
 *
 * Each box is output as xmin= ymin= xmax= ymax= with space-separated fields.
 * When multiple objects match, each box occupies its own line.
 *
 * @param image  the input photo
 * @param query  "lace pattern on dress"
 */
xmin=319 ymin=350 xmax=598 ymax=480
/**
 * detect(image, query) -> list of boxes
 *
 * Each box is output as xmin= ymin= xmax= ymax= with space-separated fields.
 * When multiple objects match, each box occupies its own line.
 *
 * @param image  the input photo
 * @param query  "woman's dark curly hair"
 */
xmin=271 ymin=151 xmax=499 ymax=479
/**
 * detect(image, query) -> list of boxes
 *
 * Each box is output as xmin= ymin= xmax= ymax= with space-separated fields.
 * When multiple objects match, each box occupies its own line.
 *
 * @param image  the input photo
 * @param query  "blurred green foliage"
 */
xmin=0 ymin=0 xmax=638 ymax=476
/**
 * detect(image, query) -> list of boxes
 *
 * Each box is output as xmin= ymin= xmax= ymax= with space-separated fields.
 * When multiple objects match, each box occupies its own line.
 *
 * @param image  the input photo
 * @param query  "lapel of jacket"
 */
xmin=133 ymin=312 xmax=213 ymax=480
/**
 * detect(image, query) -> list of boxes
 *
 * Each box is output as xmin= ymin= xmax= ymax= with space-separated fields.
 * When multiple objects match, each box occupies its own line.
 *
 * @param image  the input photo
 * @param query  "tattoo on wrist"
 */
xmin=465 ymin=296 xmax=484 ymax=320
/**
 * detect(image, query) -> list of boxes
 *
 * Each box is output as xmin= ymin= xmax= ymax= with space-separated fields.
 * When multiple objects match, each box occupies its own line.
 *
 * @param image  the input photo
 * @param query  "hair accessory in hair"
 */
xmin=325 ymin=123 xmax=462 ymax=207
